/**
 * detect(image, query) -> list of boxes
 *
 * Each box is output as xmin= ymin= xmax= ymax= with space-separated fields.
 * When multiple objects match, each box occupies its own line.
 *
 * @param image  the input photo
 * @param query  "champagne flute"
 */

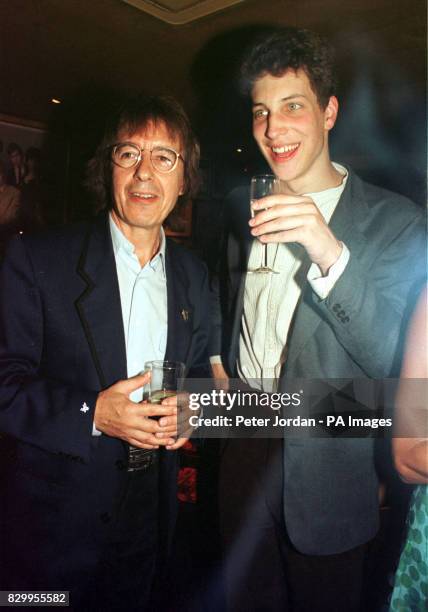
xmin=248 ymin=174 xmax=280 ymax=274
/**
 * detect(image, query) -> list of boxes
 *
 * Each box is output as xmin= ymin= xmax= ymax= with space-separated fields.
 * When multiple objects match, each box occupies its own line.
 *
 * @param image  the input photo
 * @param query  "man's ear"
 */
xmin=178 ymin=181 xmax=185 ymax=196
xmin=324 ymin=96 xmax=339 ymax=131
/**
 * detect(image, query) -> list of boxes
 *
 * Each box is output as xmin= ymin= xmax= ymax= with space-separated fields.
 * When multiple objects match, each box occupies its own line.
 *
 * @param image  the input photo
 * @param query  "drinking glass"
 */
xmin=144 ymin=360 xmax=185 ymax=408
xmin=127 ymin=360 xmax=185 ymax=470
xmin=249 ymin=174 xmax=280 ymax=274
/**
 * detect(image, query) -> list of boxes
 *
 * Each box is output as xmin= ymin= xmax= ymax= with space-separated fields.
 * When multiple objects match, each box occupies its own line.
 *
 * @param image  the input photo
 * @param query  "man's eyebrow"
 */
xmin=252 ymin=94 xmax=307 ymax=107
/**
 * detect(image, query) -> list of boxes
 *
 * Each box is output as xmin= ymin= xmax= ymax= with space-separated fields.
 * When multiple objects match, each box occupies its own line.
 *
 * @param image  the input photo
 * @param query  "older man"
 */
xmin=0 ymin=95 xmax=210 ymax=610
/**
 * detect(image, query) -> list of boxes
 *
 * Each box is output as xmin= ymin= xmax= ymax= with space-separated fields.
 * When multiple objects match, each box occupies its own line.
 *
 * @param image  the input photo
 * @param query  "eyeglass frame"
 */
xmin=110 ymin=141 xmax=185 ymax=173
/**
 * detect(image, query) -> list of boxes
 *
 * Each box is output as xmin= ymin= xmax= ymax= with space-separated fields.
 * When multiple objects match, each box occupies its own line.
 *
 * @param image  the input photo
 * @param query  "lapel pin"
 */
xmin=181 ymin=309 xmax=189 ymax=322
xmin=80 ymin=402 xmax=90 ymax=413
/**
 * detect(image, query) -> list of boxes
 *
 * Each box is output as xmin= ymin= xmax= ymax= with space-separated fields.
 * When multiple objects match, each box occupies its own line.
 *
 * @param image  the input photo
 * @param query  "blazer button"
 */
xmin=115 ymin=459 xmax=126 ymax=471
xmin=99 ymin=512 xmax=111 ymax=524
xmin=342 ymin=316 xmax=350 ymax=323
xmin=338 ymin=310 xmax=346 ymax=317
xmin=333 ymin=303 xmax=341 ymax=312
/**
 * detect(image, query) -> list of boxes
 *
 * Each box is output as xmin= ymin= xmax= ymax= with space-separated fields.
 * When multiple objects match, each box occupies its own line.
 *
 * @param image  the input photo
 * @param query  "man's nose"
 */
xmin=134 ymin=153 xmax=153 ymax=180
xmin=265 ymin=112 xmax=287 ymax=140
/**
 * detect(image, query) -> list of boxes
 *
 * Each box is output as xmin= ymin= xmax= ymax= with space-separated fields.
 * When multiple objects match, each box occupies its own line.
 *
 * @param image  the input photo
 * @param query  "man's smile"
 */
xmin=128 ymin=191 xmax=159 ymax=201
xmin=269 ymin=142 xmax=300 ymax=162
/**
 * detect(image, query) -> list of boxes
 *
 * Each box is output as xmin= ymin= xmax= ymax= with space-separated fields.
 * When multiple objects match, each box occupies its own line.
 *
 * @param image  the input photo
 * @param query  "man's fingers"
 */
xmin=251 ymin=194 xmax=311 ymax=211
xmin=166 ymin=436 xmax=190 ymax=451
xmin=119 ymin=371 xmax=151 ymax=394
xmin=251 ymin=214 xmax=306 ymax=237
xmin=250 ymin=204 xmax=315 ymax=227
xmin=129 ymin=433 xmax=176 ymax=447
xmin=158 ymin=414 xmax=177 ymax=427
xmin=160 ymin=394 xmax=178 ymax=406
xmin=140 ymin=403 xmax=178 ymax=419
xmin=128 ymin=437 xmax=159 ymax=450
xmin=155 ymin=429 xmax=178 ymax=439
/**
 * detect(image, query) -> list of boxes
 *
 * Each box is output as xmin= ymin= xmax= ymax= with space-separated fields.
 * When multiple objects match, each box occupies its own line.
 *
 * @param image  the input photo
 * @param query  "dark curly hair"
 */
xmin=240 ymin=27 xmax=337 ymax=109
xmin=86 ymin=94 xmax=200 ymax=209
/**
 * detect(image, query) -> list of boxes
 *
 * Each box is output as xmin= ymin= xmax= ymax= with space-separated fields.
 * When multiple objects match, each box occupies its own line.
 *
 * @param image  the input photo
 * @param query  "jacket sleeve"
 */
xmin=0 ymin=236 xmax=98 ymax=462
xmin=313 ymin=210 xmax=426 ymax=378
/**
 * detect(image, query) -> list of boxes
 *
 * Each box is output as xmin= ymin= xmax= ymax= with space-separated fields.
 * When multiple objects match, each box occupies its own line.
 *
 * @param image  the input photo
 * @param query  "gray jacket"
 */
xmin=223 ymin=169 xmax=426 ymax=554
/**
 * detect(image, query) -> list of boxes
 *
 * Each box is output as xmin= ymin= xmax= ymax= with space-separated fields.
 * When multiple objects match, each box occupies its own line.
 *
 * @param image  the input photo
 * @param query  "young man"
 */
xmin=0 ymin=95 xmax=210 ymax=611
xmin=217 ymin=28 xmax=426 ymax=611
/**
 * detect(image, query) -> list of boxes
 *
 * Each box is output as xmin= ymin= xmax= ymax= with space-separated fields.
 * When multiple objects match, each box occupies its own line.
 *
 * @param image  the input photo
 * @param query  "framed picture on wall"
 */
xmin=0 ymin=113 xmax=71 ymax=226
xmin=0 ymin=114 xmax=47 ymax=163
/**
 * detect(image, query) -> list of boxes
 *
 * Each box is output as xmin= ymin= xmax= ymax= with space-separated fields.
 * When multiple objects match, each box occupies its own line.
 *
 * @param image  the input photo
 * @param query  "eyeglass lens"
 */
xmin=113 ymin=143 xmax=177 ymax=172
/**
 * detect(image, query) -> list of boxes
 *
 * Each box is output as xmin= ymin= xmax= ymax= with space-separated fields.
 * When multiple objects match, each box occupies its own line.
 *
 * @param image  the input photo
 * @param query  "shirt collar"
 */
xmin=304 ymin=162 xmax=348 ymax=211
xmin=109 ymin=213 xmax=166 ymax=277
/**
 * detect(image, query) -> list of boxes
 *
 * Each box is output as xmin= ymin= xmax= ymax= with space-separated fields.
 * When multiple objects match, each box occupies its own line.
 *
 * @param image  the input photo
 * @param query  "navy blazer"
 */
xmin=222 ymin=169 xmax=426 ymax=554
xmin=0 ymin=212 xmax=211 ymax=588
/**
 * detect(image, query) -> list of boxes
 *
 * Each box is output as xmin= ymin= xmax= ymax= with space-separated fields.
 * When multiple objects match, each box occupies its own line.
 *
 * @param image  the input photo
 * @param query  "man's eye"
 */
xmin=152 ymin=149 xmax=176 ymax=168
xmin=253 ymin=109 xmax=268 ymax=120
xmin=287 ymin=102 xmax=302 ymax=111
xmin=158 ymin=156 xmax=173 ymax=167
xmin=114 ymin=145 xmax=140 ymax=161
xmin=120 ymin=150 xmax=138 ymax=160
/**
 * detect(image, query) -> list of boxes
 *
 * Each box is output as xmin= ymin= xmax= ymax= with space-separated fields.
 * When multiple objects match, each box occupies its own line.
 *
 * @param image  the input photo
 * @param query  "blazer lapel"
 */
xmin=164 ymin=241 xmax=194 ymax=369
xmin=285 ymin=170 xmax=369 ymax=370
xmin=76 ymin=213 xmax=127 ymax=388
xmin=282 ymin=280 xmax=324 ymax=372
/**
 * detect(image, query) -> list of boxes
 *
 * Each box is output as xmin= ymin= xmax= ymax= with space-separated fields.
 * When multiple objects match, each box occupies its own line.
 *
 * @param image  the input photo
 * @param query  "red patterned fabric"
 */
xmin=177 ymin=441 xmax=198 ymax=503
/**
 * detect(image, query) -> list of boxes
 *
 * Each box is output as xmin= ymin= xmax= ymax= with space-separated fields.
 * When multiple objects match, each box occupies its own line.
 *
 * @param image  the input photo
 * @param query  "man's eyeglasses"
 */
xmin=111 ymin=142 xmax=184 ymax=173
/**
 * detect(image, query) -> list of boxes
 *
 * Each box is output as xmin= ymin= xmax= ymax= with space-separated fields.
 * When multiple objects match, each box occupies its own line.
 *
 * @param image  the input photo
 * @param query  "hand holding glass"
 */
xmin=127 ymin=361 xmax=184 ymax=468
xmin=144 ymin=360 xmax=185 ymax=416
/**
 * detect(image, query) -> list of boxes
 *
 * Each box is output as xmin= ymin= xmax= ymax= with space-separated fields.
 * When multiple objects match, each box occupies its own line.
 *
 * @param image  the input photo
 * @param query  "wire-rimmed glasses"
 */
xmin=111 ymin=142 xmax=184 ymax=173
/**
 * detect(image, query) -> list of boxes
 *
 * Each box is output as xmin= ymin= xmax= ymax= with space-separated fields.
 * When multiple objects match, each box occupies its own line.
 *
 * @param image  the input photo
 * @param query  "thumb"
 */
xmin=120 ymin=370 xmax=151 ymax=393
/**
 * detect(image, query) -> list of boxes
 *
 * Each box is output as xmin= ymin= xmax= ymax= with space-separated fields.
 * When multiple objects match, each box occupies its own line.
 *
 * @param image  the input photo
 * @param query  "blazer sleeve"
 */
xmin=0 ymin=237 xmax=98 ymax=462
xmin=313 ymin=209 xmax=426 ymax=378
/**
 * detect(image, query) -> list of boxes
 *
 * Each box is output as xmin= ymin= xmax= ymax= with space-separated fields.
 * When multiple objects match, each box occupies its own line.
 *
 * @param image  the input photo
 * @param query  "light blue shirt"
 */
xmin=109 ymin=214 xmax=168 ymax=403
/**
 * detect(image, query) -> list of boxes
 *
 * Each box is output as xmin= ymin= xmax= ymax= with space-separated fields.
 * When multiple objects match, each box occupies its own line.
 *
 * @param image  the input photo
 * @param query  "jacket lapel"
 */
xmin=285 ymin=170 xmax=369 ymax=370
xmin=164 ymin=240 xmax=194 ymax=369
xmin=75 ymin=213 xmax=127 ymax=388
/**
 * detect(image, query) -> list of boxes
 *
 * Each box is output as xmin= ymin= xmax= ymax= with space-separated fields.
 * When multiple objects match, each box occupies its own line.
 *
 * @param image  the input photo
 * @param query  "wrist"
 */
xmin=319 ymin=241 xmax=343 ymax=276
